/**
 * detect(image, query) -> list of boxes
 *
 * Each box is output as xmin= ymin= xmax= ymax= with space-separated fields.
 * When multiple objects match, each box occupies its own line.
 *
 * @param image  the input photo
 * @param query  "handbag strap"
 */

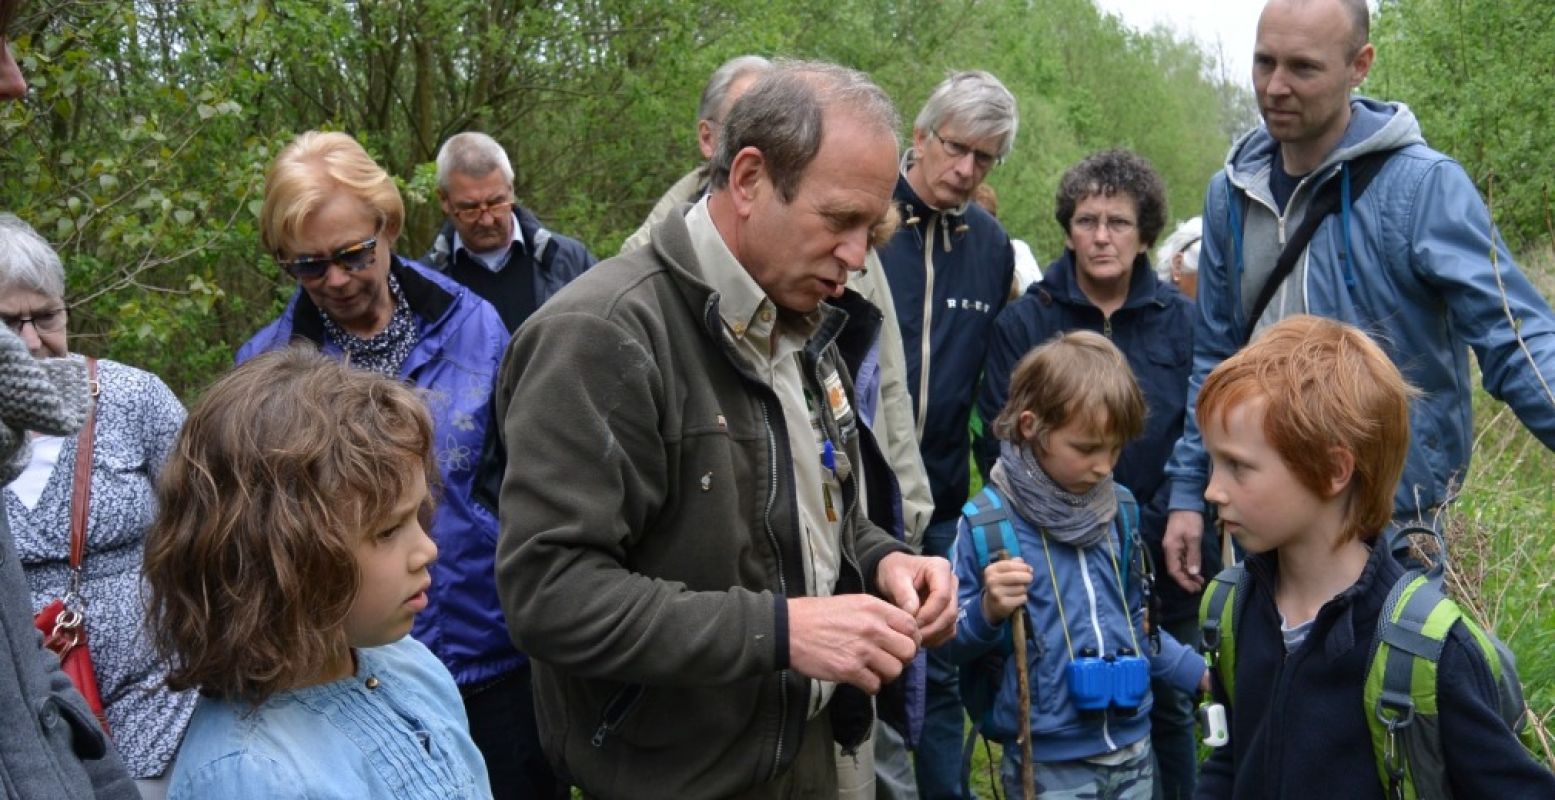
xmin=1243 ymin=149 xmax=1394 ymax=343
xmin=67 ymin=358 xmax=98 ymax=575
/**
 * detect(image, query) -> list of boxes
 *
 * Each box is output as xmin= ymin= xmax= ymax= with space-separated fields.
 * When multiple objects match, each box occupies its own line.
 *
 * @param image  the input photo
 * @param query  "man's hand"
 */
xmin=875 ymin=552 xmax=957 ymax=647
xmin=1164 ymin=509 xmax=1206 ymax=593
xmin=787 ymin=595 xmax=920 ymax=693
xmin=979 ymin=557 xmax=1033 ymax=624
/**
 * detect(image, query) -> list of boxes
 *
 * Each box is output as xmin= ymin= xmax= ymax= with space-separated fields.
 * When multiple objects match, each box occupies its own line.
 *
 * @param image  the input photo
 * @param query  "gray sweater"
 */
xmin=0 ymin=510 xmax=138 ymax=799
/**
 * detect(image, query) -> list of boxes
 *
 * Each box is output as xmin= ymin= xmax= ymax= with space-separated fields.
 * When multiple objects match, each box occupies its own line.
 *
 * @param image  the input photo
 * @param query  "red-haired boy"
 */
xmin=1195 ymin=314 xmax=1555 ymax=798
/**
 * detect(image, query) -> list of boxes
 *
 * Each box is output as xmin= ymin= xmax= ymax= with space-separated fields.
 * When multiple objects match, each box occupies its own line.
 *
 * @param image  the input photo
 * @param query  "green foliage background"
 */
xmin=1371 ymin=0 xmax=1555 ymax=248
xmin=5 ymin=0 xmax=1555 ymax=778
xmin=1 ymin=0 xmax=1251 ymax=398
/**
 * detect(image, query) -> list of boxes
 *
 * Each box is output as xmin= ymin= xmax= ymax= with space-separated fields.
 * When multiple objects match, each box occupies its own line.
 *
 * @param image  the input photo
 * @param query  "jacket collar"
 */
xmin=649 ymin=202 xmax=852 ymax=368
xmin=1243 ymin=539 xmax=1403 ymax=662
xmin=1031 ymin=249 xmax=1173 ymax=312
xmin=431 ymin=204 xmax=550 ymax=272
xmin=1225 ymin=97 xmax=1425 ymax=200
xmin=289 ymin=255 xmax=454 ymax=346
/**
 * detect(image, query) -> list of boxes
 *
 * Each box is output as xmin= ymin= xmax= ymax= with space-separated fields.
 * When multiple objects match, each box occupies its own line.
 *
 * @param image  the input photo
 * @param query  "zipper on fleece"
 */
xmin=591 ymin=684 xmax=644 ymax=747
xmin=915 ymin=213 xmax=938 ymax=441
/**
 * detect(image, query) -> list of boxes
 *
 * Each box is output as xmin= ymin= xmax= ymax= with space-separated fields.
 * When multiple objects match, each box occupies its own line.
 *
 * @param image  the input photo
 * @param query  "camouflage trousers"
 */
xmin=999 ymin=738 xmax=1153 ymax=799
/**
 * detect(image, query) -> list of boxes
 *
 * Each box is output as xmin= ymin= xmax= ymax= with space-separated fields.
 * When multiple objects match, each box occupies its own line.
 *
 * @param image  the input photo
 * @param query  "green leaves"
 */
xmin=1 ymin=0 xmax=1247 ymax=399
xmin=1372 ymin=0 xmax=1555 ymax=248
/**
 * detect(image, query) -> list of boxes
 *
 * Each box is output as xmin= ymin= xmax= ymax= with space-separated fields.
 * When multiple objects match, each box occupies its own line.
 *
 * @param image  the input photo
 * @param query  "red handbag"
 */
xmin=32 ymin=357 xmax=109 ymax=733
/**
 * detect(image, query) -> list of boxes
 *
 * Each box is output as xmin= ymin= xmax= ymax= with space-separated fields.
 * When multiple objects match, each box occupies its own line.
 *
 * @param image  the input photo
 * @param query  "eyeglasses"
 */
xmin=1071 ymin=215 xmax=1138 ymax=236
xmin=451 ymin=200 xmax=513 ymax=225
xmin=275 ymin=236 xmax=379 ymax=280
xmin=931 ymin=130 xmax=1001 ymax=170
xmin=1 ymin=307 xmax=67 ymax=335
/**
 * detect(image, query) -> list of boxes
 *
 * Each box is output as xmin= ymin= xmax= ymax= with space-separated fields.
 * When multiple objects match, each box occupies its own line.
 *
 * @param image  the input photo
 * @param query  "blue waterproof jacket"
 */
xmin=879 ymin=174 xmax=1014 ymax=522
xmin=939 ymin=485 xmax=1205 ymax=763
xmin=1168 ymin=99 xmax=1555 ymax=517
xmin=977 ymin=253 xmax=1200 ymax=622
xmin=237 ymin=257 xmax=519 ymax=687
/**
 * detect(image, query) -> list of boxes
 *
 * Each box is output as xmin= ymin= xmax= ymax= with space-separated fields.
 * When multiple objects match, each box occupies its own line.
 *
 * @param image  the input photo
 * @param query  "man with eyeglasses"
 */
xmin=875 ymin=69 xmax=1017 ymax=800
xmin=619 ymin=55 xmax=773 ymax=255
xmin=424 ymin=132 xmax=596 ymax=334
xmin=495 ymin=60 xmax=957 ymax=800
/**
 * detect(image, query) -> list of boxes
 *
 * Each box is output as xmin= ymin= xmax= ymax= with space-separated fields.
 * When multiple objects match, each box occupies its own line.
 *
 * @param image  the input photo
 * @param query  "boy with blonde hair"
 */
xmin=1195 ymin=314 xmax=1555 ymax=797
xmin=942 ymin=330 xmax=1206 ymax=799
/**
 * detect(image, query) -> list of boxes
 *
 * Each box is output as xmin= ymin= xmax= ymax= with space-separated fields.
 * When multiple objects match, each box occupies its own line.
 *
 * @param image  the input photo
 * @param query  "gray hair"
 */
xmin=0 ymin=214 xmax=66 ymax=300
xmin=697 ymin=55 xmax=773 ymax=124
xmin=434 ymin=132 xmax=514 ymax=192
xmin=914 ymin=70 xmax=1019 ymax=159
xmin=1155 ymin=216 xmax=1202 ymax=281
xmin=707 ymin=59 xmax=899 ymax=203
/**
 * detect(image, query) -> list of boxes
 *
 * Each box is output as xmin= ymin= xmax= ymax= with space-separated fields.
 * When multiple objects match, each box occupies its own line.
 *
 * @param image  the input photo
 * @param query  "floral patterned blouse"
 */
xmin=4 ymin=358 xmax=197 ymax=779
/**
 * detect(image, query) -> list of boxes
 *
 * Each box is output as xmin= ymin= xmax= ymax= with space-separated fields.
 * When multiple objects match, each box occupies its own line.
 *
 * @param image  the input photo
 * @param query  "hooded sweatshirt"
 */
xmin=1168 ymin=98 xmax=1555 ymax=518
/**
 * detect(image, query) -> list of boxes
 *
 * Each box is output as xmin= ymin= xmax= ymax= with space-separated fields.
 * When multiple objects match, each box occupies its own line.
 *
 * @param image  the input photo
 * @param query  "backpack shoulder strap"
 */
xmin=957 ymin=485 xmax=1020 ymax=796
xmin=1367 ymin=571 xmax=1455 ymax=800
xmin=962 ymin=486 xmax=1021 ymax=565
xmin=1366 ymin=571 xmax=1527 ymax=800
xmin=1244 ymin=148 xmax=1396 ymax=343
xmin=1199 ymin=564 xmax=1250 ymax=707
xmin=1113 ymin=485 xmax=1139 ymax=587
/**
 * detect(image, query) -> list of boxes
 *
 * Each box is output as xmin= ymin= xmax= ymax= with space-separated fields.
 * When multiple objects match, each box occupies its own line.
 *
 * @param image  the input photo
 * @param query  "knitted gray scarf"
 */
xmin=989 ymin=439 xmax=1117 ymax=549
xmin=0 ymin=327 xmax=90 ymax=484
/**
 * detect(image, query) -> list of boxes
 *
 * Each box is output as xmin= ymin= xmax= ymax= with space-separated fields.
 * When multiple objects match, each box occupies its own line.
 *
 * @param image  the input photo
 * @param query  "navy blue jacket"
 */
xmin=976 ymin=253 xmax=1202 ymax=622
xmin=238 ymin=257 xmax=521 ymax=687
xmin=878 ymin=175 xmax=1014 ymax=522
xmin=1198 ymin=544 xmax=1555 ymax=799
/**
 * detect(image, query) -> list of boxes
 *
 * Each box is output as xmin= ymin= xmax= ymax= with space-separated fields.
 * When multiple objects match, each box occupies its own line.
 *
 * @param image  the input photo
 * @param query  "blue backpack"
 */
xmin=955 ymin=484 xmax=1143 ymax=792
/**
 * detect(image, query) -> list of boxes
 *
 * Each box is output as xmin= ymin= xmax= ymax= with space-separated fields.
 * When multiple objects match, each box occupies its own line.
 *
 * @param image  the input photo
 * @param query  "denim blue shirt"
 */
xmin=167 ymin=637 xmax=492 ymax=800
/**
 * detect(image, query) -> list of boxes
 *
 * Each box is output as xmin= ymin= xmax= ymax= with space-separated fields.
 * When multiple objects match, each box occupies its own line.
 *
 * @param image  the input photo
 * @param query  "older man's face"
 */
xmin=737 ymin=109 xmax=897 ymax=314
xmin=439 ymin=170 xmax=515 ymax=254
xmin=909 ymin=122 xmax=1001 ymax=210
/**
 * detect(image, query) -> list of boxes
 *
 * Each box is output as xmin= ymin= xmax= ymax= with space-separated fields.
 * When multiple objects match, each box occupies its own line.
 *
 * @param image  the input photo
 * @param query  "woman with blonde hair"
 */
xmin=234 ymin=131 xmax=543 ymax=795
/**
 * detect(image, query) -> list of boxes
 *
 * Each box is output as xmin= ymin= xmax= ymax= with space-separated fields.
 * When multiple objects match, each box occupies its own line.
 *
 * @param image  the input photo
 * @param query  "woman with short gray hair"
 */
xmin=0 ymin=214 xmax=195 ymax=799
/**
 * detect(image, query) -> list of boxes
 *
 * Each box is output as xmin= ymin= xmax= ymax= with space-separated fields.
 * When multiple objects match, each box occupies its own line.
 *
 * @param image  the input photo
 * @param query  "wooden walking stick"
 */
xmin=1011 ymin=605 xmax=1036 ymax=800
xmin=994 ymin=547 xmax=1037 ymax=800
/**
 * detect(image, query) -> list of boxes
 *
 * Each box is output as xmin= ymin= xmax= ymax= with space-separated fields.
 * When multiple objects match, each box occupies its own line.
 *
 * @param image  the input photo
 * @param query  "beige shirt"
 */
xmin=686 ymin=199 xmax=840 ymax=716
xmin=849 ymin=255 xmax=933 ymax=548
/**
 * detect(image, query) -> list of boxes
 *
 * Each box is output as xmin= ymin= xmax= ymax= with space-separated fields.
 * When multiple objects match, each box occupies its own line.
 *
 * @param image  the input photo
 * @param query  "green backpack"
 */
xmin=1198 ymin=527 xmax=1528 ymax=800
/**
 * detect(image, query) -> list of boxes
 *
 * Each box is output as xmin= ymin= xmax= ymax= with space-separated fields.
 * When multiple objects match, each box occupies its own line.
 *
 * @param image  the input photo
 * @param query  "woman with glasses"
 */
xmin=974 ymin=149 xmax=1209 ymax=799
xmin=235 ymin=130 xmax=511 ymax=794
xmin=0 ymin=213 xmax=196 ymax=799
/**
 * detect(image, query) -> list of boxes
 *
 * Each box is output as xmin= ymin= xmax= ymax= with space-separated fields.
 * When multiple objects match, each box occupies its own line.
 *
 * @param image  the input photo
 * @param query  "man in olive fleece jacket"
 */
xmin=495 ymin=61 xmax=957 ymax=800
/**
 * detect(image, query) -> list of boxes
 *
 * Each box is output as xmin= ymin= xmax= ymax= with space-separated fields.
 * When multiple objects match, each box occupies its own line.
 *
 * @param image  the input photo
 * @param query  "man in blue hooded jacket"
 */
xmin=1161 ymin=0 xmax=1555 ymax=595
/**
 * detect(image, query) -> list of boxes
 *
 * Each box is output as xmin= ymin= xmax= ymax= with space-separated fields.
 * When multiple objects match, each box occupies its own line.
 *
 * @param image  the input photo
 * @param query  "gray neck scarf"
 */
xmin=0 ymin=327 xmax=90 ymax=485
xmin=989 ymin=439 xmax=1117 ymax=549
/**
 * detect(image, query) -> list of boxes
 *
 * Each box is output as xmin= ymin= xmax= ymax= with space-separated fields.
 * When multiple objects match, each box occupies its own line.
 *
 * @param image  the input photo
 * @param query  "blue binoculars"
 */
xmin=1066 ymin=648 xmax=1150 ymax=712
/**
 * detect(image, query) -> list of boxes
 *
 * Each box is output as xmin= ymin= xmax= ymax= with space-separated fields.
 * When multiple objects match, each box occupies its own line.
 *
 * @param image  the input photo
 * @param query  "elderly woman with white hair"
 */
xmin=0 ymin=213 xmax=196 ymax=799
xmin=1155 ymin=217 xmax=1201 ymax=300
